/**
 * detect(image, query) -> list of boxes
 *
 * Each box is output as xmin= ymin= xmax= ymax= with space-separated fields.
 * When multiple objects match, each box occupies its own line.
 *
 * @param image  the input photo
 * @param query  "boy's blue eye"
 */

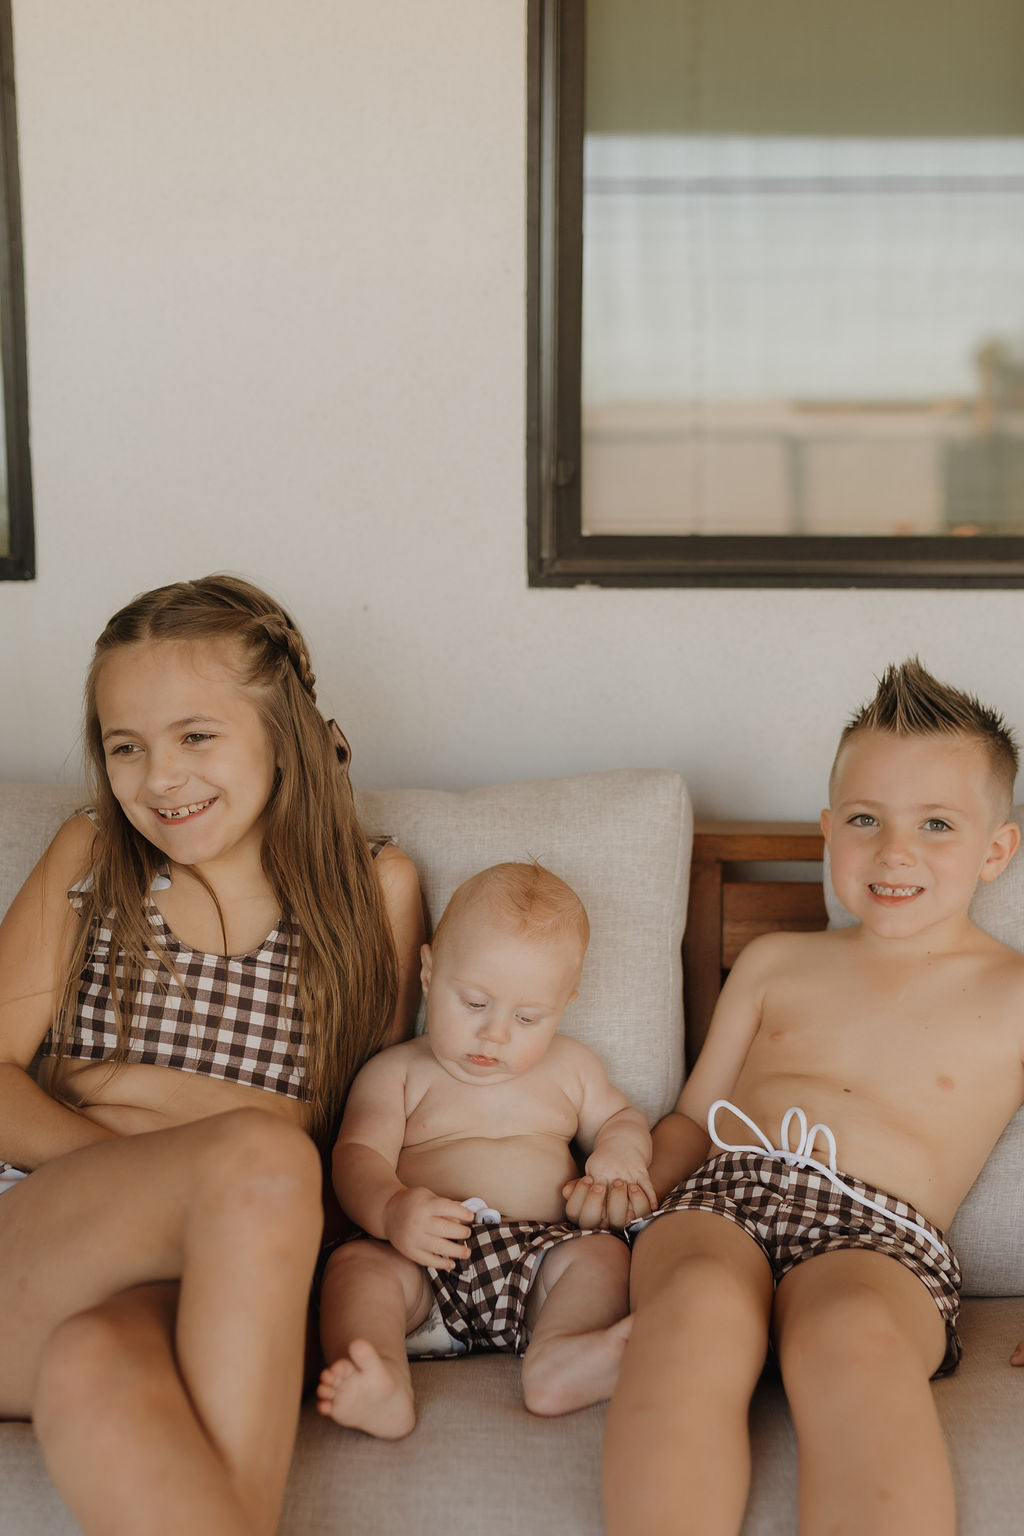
xmin=848 ymin=813 xmax=876 ymax=827
xmin=924 ymin=818 xmax=952 ymax=832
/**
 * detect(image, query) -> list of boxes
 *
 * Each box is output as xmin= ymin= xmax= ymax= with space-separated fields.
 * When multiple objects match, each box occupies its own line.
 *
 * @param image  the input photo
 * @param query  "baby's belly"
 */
xmin=398 ymin=1135 xmax=578 ymax=1224
xmin=45 ymin=1059 xmax=310 ymax=1137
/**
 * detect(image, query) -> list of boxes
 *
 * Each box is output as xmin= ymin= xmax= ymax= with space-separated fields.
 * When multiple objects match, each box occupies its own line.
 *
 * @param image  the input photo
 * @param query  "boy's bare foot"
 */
xmin=316 ymin=1338 xmax=416 ymax=1439
xmin=521 ymin=1313 xmax=633 ymax=1417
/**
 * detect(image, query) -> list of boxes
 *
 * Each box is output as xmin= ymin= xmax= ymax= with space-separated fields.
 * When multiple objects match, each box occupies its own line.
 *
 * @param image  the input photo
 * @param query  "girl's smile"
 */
xmin=95 ymin=638 xmax=277 ymax=877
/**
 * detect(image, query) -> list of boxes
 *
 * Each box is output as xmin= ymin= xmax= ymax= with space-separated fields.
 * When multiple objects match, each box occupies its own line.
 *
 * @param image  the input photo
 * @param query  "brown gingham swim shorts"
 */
xmin=423 ymin=1218 xmax=626 ymax=1357
xmin=630 ymin=1149 xmax=962 ymax=1376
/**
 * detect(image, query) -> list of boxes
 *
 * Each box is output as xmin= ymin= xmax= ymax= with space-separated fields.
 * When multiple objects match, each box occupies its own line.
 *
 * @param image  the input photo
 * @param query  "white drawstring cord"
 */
xmin=707 ymin=1100 xmax=946 ymax=1258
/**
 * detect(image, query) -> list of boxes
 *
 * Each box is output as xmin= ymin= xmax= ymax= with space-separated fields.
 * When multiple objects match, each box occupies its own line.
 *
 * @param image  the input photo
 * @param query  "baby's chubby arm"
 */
xmin=561 ymin=1040 xmax=656 ymax=1228
xmin=331 ymin=1046 xmax=473 ymax=1270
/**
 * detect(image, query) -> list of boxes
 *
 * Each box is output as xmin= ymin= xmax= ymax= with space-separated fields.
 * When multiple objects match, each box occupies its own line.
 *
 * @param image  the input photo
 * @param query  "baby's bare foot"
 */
xmin=316 ymin=1338 xmax=416 ymax=1439
xmin=521 ymin=1313 xmax=633 ymax=1417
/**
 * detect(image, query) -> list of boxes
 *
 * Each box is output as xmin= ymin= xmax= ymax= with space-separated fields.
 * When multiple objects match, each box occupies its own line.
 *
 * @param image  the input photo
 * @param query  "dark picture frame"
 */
xmin=0 ymin=0 xmax=33 ymax=581
xmin=526 ymin=0 xmax=1024 ymax=589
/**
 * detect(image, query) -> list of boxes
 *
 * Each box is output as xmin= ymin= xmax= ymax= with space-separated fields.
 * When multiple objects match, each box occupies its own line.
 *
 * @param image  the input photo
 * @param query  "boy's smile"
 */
xmin=822 ymin=730 xmax=1019 ymax=944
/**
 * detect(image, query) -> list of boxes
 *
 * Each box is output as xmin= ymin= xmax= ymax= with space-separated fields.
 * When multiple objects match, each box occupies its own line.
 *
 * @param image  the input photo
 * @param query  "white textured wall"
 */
xmin=4 ymin=0 xmax=1024 ymax=818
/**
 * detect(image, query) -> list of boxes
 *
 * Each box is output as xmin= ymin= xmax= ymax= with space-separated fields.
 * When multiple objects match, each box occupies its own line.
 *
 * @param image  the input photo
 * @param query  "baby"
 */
xmin=317 ymin=861 xmax=655 ymax=1438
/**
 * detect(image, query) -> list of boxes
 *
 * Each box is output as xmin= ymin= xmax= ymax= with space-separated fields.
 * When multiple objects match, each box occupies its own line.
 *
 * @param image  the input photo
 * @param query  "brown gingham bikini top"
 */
xmin=47 ymin=833 xmax=392 ymax=1101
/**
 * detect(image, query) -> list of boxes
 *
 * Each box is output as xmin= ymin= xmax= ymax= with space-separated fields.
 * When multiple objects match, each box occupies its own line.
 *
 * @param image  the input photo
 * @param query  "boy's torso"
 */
xmin=724 ymin=927 xmax=1024 ymax=1229
xmin=394 ymin=1035 xmax=585 ymax=1222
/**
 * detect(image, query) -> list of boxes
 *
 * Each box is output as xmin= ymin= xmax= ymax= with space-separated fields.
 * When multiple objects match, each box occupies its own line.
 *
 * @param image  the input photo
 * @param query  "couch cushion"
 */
xmin=824 ymin=810 xmax=1024 ymax=1297
xmin=0 ymin=782 xmax=87 ymax=921
xmin=355 ymin=769 xmax=691 ymax=1123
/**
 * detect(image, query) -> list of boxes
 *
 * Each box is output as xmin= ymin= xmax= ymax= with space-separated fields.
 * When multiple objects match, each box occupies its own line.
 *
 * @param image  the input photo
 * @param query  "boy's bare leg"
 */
xmin=317 ymin=1238 xmax=432 ymax=1439
xmin=774 ymin=1249 xmax=955 ymax=1536
xmin=603 ymin=1212 xmax=774 ymax=1536
xmin=520 ymin=1232 xmax=631 ymax=1416
xmin=0 ymin=1109 xmax=322 ymax=1536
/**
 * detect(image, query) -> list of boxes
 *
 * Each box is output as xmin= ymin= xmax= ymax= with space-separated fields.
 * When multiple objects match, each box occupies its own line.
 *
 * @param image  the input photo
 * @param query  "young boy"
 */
xmin=600 ymin=660 xmax=1024 ymax=1536
xmin=316 ymin=861 xmax=656 ymax=1439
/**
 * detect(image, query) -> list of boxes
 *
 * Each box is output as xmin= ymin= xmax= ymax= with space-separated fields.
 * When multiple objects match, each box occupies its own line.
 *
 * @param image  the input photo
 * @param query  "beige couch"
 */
xmin=1 ymin=772 xmax=1021 ymax=1535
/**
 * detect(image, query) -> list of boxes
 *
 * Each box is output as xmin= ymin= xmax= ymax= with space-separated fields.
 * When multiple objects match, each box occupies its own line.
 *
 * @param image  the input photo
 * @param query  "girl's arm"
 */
xmin=0 ymin=816 xmax=119 ymax=1169
xmin=374 ymin=845 xmax=425 ymax=1044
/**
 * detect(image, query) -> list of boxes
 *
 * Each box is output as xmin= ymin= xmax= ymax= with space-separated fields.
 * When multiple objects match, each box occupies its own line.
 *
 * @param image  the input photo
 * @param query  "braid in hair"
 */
xmin=257 ymin=615 xmax=318 ymax=703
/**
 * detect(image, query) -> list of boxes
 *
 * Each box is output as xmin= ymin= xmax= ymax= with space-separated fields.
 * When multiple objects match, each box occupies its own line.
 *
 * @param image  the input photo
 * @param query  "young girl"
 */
xmin=0 ymin=575 xmax=424 ymax=1536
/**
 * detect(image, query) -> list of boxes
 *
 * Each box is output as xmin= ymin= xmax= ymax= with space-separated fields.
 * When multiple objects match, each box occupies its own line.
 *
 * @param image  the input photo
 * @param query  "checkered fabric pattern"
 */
xmin=425 ymin=1219 xmax=615 ymax=1356
xmin=44 ymin=839 xmax=391 ymax=1099
xmin=632 ymin=1150 xmax=963 ymax=1376
xmin=52 ymin=899 xmax=306 ymax=1097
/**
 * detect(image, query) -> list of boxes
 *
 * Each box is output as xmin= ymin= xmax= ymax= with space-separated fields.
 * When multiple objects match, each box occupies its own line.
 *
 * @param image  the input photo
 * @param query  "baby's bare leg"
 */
xmin=521 ymin=1232 xmax=631 ymax=1416
xmin=317 ymin=1238 xmax=432 ymax=1439
xmin=774 ymin=1249 xmax=954 ymax=1536
xmin=0 ymin=1108 xmax=322 ymax=1536
xmin=603 ymin=1212 xmax=773 ymax=1536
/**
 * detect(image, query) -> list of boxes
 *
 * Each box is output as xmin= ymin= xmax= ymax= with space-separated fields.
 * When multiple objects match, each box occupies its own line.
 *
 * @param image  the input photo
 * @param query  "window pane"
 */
xmin=581 ymin=0 xmax=1024 ymax=539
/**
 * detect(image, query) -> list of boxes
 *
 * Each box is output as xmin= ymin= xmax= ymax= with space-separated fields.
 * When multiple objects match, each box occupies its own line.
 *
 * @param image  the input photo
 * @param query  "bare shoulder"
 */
xmin=729 ymin=927 xmax=832 ymax=980
xmin=356 ymin=1033 xmax=427 ymax=1081
xmin=374 ymin=841 xmax=420 ymax=896
xmin=543 ymin=1033 xmax=608 ymax=1084
xmin=3 ymin=811 xmax=95 ymax=923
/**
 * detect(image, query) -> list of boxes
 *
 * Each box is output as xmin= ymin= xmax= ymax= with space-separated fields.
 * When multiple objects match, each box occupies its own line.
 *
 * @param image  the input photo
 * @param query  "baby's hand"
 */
xmin=1011 ymin=1337 xmax=1024 ymax=1366
xmin=562 ymin=1175 xmax=655 ymax=1232
xmin=583 ymin=1148 xmax=657 ymax=1213
xmin=382 ymin=1186 xmax=473 ymax=1269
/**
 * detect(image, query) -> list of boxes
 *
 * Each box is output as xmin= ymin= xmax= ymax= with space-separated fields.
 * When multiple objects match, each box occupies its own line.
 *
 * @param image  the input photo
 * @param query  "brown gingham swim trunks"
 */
xmin=421 ymin=1218 xmax=626 ymax=1357
xmin=630 ymin=1147 xmax=962 ymax=1376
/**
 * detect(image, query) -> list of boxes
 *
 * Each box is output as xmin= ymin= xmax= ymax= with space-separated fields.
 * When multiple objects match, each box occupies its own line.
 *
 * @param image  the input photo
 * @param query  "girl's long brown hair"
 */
xmin=52 ymin=574 xmax=398 ymax=1145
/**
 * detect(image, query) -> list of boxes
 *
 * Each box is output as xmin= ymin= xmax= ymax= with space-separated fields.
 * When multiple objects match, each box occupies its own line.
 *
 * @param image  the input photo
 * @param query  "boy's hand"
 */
xmin=562 ymin=1175 xmax=655 ymax=1231
xmin=382 ymin=1186 xmax=473 ymax=1269
xmin=1011 ymin=1338 xmax=1024 ymax=1366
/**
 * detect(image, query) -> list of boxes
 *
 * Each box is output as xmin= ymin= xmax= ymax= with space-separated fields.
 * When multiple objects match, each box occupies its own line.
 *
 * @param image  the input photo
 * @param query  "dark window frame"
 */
xmin=0 ymin=0 xmax=33 ymax=581
xmin=525 ymin=0 xmax=1024 ymax=589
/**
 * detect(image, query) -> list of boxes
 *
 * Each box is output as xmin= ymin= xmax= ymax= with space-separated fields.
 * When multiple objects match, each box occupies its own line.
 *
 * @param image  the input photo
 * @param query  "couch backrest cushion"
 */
xmin=824 ymin=809 xmax=1024 ymax=1296
xmin=355 ymin=770 xmax=691 ymax=1123
xmin=1 ymin=771 xmax=691 ymax=1127
xmin=0 ymin=782 xmax=87 ymax=919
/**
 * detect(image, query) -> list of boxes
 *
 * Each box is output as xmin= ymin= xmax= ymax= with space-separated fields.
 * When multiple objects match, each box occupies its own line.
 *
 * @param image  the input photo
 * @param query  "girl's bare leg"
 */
xmin=520 ymin=1233 xmax=632 ymax=1416
xmin=774 ymin=1249 xmax=955 ymax=1536
xmin=0 ymin=1108 xmax=322 ymax=1536
xmin=34 ymin=1285 xmax=257 ymax=1536
xmin=602 ymin=1212 xmax=773 ymax=1536
xmin=317 ymin=1238 xmax=431 ymax=1439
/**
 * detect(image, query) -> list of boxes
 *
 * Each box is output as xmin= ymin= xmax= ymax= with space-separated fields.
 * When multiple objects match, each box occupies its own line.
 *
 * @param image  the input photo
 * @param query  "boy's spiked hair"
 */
xmin=432 ymin=860 xmax=590 ymax=959
xmin=833 ymin=657 xmax=1019 ymax=814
